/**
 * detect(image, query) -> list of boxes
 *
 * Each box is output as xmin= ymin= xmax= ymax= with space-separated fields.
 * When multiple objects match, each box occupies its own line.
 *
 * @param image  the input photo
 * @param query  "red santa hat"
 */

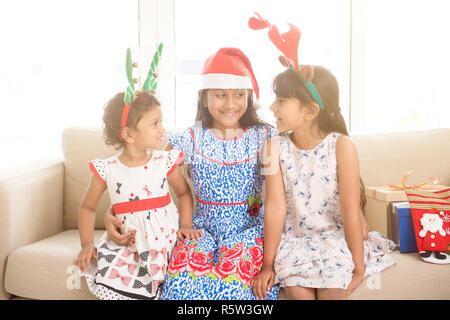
xmin=200 ymin=47 xmax=260 ymax=103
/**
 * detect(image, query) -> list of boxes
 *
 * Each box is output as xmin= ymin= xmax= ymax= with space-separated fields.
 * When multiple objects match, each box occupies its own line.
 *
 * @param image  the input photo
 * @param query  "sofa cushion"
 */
xmin=62 ymin=127 xmax=118 ymax=230
xmin=347 ymin=250 xmax=450 ymax=299
xmin=353 ymin=128 xmax=450 ymax=187
xmin=4 ymin=230 xmax=104 ymax=300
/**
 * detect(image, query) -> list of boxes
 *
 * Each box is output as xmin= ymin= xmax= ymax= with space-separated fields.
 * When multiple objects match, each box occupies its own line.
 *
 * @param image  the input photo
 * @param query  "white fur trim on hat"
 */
xmin=200 ymin=73 xmax=253 ymax=90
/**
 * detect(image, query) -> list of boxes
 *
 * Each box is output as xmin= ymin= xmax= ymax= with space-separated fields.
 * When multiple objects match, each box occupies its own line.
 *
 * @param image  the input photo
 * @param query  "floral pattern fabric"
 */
xmin=274 ymin=133 xmax=396 ymax=289
xmin=160 ymin=125 xmax=279 ymax=300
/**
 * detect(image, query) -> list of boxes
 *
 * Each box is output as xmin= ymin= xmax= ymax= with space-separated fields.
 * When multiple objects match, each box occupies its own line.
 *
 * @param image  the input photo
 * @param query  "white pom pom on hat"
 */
xmin=200 ymin=47 xmax=260 ymax=105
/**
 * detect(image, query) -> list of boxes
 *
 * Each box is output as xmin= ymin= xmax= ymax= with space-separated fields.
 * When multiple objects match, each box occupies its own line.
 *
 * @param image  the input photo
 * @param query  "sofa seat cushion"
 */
xmin=347 ymin=250 xmax=450 ymax=299
xmin=5 ymin=230 xmax=103 ymax=300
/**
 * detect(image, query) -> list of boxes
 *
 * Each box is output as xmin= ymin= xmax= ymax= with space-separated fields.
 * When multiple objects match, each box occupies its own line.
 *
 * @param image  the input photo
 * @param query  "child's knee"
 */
xmin=316 ymin=288 xmax=347 ymax=300
xmin=284 ymin=286 xmax=316 ymax=300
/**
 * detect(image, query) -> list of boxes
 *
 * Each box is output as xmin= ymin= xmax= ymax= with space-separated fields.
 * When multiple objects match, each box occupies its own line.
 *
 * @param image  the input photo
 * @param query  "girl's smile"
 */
xmin=205 ymin=89 xmax=248 ymax=133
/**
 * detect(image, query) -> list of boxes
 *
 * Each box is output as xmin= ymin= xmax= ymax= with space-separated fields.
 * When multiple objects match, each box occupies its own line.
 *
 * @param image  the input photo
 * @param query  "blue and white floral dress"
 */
xmin=160 ymin=125 xmax=279 ymax=300
xmin=274 ymin=133 xmax=396 ymax=289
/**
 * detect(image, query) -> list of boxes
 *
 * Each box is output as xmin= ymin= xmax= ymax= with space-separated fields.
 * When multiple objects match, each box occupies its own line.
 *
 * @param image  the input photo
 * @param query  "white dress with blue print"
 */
xmin=160 ymin=125 xmax=279 ymax=300
xmin=274 ymin=133 xmax=396 ymax=289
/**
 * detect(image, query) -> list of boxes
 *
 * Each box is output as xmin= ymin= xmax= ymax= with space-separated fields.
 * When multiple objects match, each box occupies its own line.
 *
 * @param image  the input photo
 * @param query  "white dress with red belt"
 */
xmin=82 ymin=149 xmax=183 ymax=300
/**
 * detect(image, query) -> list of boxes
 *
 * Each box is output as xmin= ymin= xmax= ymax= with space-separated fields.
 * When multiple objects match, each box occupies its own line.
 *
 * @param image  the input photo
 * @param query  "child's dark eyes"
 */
xmin=215 ymin=91 xmax=245 ymax=98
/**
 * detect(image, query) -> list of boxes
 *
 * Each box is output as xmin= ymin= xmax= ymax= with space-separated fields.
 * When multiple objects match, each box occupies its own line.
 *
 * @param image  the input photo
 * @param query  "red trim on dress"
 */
xmin=167 ymin=151 xmax=185 ymax=176
xmin=208 ymin=126 xmax=248 ymax=140
xmin=195 ymin=194 xmax=248 ymax=206
xmin=189 ymin=126 xmax=269 ymax=166
xmin=113 ymin=193 xmax=171 ymax=214
xmin=88 ymin=161 xmax=106 ymax=183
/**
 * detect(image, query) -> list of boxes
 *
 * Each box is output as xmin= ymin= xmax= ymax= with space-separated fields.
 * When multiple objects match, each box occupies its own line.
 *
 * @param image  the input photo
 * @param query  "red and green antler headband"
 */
xmin=248 ymin=13 xmax=324 ymax=110
xmin=120 ymin=43 xmax=164 ymax=139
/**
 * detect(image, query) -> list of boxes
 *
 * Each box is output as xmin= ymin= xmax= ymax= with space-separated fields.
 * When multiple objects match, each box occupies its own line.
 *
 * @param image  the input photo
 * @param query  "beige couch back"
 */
xmin=62 ymin=127 xmax=450 ymax=230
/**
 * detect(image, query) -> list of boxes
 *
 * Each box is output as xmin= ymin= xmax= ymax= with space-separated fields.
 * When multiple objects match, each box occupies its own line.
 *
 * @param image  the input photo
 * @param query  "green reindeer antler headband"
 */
xmin=120 ymin=43 xmax=163 ymax=139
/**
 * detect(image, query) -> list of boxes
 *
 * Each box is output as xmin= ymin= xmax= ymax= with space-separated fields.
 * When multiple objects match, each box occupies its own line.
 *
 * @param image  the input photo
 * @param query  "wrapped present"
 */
xmin=390 ymin=202 xmax=417 ymax=253
xmin=405 ymin=188 xmax=450 ymax=264
xmin=365 ymin=171 xmax=446 ymax=240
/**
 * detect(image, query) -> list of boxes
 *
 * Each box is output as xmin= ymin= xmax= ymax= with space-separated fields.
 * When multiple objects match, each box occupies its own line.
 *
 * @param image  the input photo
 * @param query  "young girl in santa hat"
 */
xmin=249 ymin=14 xmax=396 ymax=300
xmin=76 ymin=45 xmax=200 ymax=300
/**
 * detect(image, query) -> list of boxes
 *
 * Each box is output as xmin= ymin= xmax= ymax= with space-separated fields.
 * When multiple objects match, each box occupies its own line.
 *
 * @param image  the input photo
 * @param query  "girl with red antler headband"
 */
xmin=76 ymin=45 xmax=200 ymax=300
xmin=248 ymin=13 xmax=396 ymax=300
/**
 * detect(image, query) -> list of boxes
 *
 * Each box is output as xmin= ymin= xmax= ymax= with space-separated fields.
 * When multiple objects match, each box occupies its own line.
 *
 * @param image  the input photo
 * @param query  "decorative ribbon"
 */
xmin=143 ymin=185 xmax=152 ymax=197
xmin=132 ymin=279 xmax=153 ymax=293
xmin=150 ymin=264 xmax=166 ymax=276
xmin=109 ymin=269 xmax=131 ymax=286
xmin=97 ymin=252 xmax=115 ymax=263
xmin=97 ymin=266 xmax=109 ymax=277
xmin=99 ymin=242 xmax=120 ymax=253
xmin=113 ymin=193 xmax=171 ymax=214
xmin=149 ymin=248 xmax=167 ymax=261
xmin=122 ymin=248 xmax=139 ymax=262
xmin=116 ymin=258 xmax=137 ymax=274
xmin=140 ymin=251 xmax=150 ymax=262
xmin=388 ymin=170 xmax=441 ymax=191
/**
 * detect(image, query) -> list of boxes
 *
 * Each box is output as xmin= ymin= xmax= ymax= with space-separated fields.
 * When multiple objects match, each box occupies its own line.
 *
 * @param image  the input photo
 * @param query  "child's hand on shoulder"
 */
xmin=251 ymin=266 xmax=275 ymax=300
xmin=177 ymin=226 xmax=204 ymax=241
xmin=76 ymin=243 xmax=97 ymax=272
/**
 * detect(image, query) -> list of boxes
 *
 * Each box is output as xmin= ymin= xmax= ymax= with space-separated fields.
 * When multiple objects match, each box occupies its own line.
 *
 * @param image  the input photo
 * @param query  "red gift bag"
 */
xmin=405 ymin=188 xmax=450 ymax=264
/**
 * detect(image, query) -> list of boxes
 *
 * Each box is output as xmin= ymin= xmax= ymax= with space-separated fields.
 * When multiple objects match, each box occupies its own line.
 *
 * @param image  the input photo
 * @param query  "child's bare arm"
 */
xmin=167 ymin=165 xmax=201 ymax=240
xmin=76 ymin=174 xmax=106 ymax=271
xmin=251 ymin=138 xmax=286 ymax=299
xmin=104 ymin=206 xmax=136 ymax=246
xmin=336 ymin=136 xmax=365 ymax=294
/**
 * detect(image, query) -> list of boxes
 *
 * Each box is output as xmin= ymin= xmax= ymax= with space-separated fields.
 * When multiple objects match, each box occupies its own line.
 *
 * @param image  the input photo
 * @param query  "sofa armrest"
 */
xmin=0 ymin=158 xmax=64 ymax=299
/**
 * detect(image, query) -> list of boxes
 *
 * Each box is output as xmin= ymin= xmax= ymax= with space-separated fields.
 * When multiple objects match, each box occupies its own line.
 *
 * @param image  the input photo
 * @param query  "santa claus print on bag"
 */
xmin=405 ymin=187 xmax=450 ymax=264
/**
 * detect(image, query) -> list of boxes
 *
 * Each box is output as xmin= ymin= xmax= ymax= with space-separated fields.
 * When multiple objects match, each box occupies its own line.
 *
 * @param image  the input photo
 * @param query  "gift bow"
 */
xmin=116 ymin=258 xmax=137 ymax=274
xmin=150 ymin=264 xmax=166 ymax=276
xmin=143 ymin=185 xmax=152 ymax=197
xmin=388 ymin=170 xmax=441 ymax=191
xmin=122 ymin=248 xmax=139 ymax=262
xmin=97 ymin=252 xmax=115 ymax=263
xmin=109 ymin=268 xmax=131 ymax=286
xmin=150 ymin=248 xmax=167 ymax=260
xmin=132 ymin=279 xmax=153 ymax=293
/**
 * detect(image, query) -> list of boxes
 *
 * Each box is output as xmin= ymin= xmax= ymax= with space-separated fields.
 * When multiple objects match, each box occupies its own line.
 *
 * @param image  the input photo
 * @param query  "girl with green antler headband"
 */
xmin=249 ymin=13 xmax=396 ymax=300
xmin=76 ymin=44 xmax=201 ymax=300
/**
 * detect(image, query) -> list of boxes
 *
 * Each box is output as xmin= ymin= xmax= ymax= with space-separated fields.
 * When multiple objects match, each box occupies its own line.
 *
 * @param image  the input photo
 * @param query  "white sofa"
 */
xmin=1 ymin=127 xmax=450 ymax=300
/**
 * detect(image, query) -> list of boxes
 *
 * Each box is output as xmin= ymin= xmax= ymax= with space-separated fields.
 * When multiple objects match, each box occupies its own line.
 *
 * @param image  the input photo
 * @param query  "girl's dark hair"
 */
xmin=273 ymin=66 xmax=367 ymax=211
xmin=103 ymin=91 xmax=160 ymax=150
xmin=195 ymin=89 xmax=268 ymax=128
